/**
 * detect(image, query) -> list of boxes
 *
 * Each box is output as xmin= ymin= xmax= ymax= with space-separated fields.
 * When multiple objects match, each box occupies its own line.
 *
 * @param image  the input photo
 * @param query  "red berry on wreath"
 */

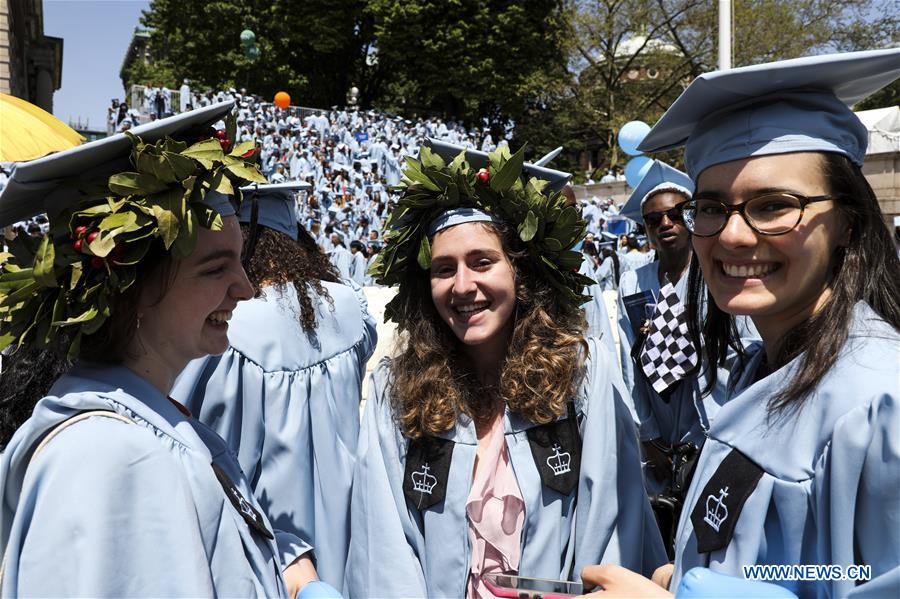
xmin=219 ymin=139 xmax=231 ymax=150
xmin=476 ymin=168 xmax=490 ymax=183
xmin=74 ymin=225 xmax=88 ymax=237
xmin=90 ymin=257 xmax=105 ymax=270
xmin=73 ymin=239 xmax=83 ymax=252
xmin=214 ymin=129 xmax=227 ymax=140
xmin=87 ymin=231 xmax=99 ymax=243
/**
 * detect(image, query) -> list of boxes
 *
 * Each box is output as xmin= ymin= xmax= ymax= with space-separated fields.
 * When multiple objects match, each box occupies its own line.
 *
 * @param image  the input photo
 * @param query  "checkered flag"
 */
xmin=639 ymin=281 xmax=698 ymax=394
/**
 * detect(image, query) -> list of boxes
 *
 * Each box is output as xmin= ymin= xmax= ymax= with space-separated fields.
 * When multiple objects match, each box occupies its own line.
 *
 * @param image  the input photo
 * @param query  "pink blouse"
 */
xmin=466 ymin=415 xmax=526 ymax=598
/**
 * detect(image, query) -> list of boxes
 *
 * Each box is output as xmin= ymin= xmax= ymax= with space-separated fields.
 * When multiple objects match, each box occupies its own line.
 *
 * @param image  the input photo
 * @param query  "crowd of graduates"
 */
xmin=0 ymin=48 xmax=898 ymax=599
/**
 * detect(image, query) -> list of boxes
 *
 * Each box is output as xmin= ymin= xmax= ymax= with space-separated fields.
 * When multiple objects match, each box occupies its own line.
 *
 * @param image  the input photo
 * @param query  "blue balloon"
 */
xmin=618 ymin=120 xmax=651 ymax=156
xmin=624 ymin=156 xmax=653 ymax=188
xmin=298 ymin=581 xmax=343 ymax=599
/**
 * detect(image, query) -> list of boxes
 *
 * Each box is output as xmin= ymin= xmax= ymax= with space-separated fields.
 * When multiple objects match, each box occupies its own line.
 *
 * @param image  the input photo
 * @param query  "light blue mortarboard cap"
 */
xmin=0 ymin=101 xmax=238 ymax=227
xmin=237 ymin=182 xmax=311 ymax=240
xmin=637 ymin=48 xmax=900 ymax=180
xmin=619 ymin=160 xmax=693 ymax=224
xmin=424 ymin=138 xmax=572 ymax=193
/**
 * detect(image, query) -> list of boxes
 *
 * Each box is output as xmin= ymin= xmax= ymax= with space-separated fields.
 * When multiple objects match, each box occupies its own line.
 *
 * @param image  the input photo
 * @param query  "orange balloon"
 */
xmin=274 ymin=91 xmax=291 ymax=109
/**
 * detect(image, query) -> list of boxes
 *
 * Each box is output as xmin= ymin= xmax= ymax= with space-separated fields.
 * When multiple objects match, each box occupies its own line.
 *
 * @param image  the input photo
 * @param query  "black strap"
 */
xmin=690 ymin=448 xmax=764 ymax=553
xmin=403 ymin=435 xmax=454 ymax=510
xmin=526 ymin=401 xmax=582 ymax=495
xmin=211 ymin=462 xmax=274 ymax=540
xmin=403 ymin=401 xmax=583 ymax=510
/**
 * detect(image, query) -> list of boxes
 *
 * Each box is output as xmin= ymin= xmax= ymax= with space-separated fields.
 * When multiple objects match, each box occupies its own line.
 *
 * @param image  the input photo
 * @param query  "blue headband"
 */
xmin=427 ymin=207 xmax=501 ymax=237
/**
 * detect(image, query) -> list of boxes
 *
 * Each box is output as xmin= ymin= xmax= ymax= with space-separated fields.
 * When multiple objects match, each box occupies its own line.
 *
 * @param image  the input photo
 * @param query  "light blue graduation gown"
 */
xmin=579 ymin=260 xmax=617 ymax=358
xmin=172 ymin=280 xmax=377 ymax=591
xmin=671 ymin=302 xmax=900 ymax=598
xmin=595 ymin=256 xmax=616 ymax=292
xmin=350 ymin=251 xmax=368 ymax=286
xmin=619 ymin=250 xmax=655 ymax=274
xmin=329 ymin=245 xmax=353 ymax=281
xmin=345 ymin=337 xmax=667 ymax=597
xmin=0 ymin=363 xmax=294 ymax=597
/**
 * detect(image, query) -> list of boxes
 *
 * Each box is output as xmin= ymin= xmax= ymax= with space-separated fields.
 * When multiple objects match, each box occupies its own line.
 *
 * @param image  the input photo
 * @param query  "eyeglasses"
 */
xmin=681 ymin=193 xmax=838 ymax=237
xmin=642 ymin=203 xmax=687 ymax=228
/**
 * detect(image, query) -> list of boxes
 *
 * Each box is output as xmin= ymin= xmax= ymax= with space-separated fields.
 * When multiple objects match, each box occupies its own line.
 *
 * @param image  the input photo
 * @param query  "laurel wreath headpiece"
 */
xmin=0 ymin=114 xmax=266 ymax=358
xmin=369 ymin=143 xmax=594 ymax=326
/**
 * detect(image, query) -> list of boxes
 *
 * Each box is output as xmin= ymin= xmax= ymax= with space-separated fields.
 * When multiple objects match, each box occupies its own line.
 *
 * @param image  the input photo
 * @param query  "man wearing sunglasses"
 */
xmin=616 ymin=160 xmax=720 ymax=557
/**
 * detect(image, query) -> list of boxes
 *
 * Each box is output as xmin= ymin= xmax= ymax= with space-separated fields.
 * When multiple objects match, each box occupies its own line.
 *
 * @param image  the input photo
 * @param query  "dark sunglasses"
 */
xmin=642 ymin=203 xmax=687 ymax=227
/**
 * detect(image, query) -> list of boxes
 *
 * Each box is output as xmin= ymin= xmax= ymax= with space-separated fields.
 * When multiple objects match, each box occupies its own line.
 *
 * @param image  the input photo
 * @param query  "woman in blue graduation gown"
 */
xmin=172 ymin=183 xmax=377 ymax=590
xmin=581 ymin=49 xmax=900 ymax=598
xmin=0 ymin=104 xmax=313 ymax=596
xmin=346 ymin=140 xmax=666 ymax=597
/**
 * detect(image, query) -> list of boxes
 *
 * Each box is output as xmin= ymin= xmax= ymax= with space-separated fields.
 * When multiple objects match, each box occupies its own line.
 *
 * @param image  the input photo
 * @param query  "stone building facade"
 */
xmin=0 ymin=0 xmax=62 ymax=111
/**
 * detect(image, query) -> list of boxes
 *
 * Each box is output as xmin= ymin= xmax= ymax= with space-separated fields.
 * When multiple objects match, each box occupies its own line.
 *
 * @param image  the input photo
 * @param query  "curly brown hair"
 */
xmin=389 ymin=221 xmax=588 ymax=439
xmin=241 ymin=224 xmax=341 ymax=332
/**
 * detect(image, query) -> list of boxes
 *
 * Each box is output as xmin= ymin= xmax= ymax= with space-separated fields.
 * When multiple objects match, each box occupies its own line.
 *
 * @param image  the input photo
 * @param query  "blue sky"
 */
xmin=44 ymin=0 xmax=150 ymax=131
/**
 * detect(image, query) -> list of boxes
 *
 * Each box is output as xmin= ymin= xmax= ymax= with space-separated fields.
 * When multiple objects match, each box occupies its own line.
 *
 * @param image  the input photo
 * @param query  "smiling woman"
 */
xmin=429 ymin=221 xmax=517 ymax=366
xmin=0 ymin=103 xmax=310 ymax=597
xmin=346 ymin=140 xmax=666 ymax=598
xmin=579 ymin=48 xmax=900 ymax=599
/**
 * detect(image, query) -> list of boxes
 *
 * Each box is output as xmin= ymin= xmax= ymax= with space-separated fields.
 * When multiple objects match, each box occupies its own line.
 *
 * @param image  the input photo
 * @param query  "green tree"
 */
xmin=524 ymin=0 xmax=899 ymax=181
xmin=129 ymin=0 xmax=368 ymax=107
xmin=128 ymin=0 xmax=896 ymax=176
xmin=363 ymin=0 xmax=569 ymax=134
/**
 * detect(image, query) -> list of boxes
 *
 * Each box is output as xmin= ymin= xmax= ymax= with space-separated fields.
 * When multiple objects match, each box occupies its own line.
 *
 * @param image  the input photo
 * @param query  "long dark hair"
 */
xmin=0 ymin=347 xmax=72 ymax=449
xmin=241 ymin=224 xmax=340 ymax=332
xmin=602 ymin=248 xmax=621 ymax=286
xmin=687 ymin=152 xmax=900 ymax=413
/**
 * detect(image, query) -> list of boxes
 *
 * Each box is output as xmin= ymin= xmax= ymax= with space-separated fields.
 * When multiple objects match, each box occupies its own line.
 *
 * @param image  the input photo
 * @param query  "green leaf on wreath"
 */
xmin=182 ymin=138 xmax=226 ymax=169
xmin=109 ymin=172 xmax=170 ymax=196
xmin=226 ymin=161 xmax=267 ymax=183
xmin=490 ymin=144 xmax=525 ymax=193
xmin=417 ymin=235 xmax=432 ymax=269
xmin=419 ymin=145 xmax=445 ymax=171
xmin=33 ymin=235 xmax=57 ymax=288
xmin=518 ymin=210 xmax=538 ymax=242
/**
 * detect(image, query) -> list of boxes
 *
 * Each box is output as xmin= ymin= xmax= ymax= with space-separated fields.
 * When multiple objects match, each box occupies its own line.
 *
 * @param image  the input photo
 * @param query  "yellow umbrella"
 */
xmin=0 ymin=93 xmax=85 ymax=163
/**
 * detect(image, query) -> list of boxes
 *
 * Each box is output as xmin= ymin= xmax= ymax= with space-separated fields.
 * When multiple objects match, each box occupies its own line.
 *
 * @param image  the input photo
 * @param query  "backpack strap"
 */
xmin=29 ymin=410 xmax=134 ymax=469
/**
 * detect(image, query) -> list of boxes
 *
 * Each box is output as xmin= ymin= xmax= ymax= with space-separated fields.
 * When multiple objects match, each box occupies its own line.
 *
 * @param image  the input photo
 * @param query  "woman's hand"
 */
xmin=283 ymin=554 xmax=318 ymax=599
xmin=578 ymin=564 xmax=673 ymax=598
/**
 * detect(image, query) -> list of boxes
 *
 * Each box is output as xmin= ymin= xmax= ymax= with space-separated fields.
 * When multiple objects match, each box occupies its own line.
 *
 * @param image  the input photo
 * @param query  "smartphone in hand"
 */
xmin=481 ymin=573 xmax=583 ymax=599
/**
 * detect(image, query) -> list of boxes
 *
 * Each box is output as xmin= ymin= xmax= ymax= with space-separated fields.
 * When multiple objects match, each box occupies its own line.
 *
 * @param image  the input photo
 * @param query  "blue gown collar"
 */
xmin=50 ymin=361 xmax=207 ymax=457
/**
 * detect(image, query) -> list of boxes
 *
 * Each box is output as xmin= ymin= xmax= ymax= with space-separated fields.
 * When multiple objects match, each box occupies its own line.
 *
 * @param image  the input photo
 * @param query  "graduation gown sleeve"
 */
xmin=818 ymin=393 xmax=899 ymax=598
xmin=344 ymin=361 xmax=428 ymax=597
xmin=572 ymin=338 xmax=668 ymax=578
xmin=580 ymin=262 xmax=617 ymax=358
xmin=1 ymin=416 xmax=215 ymax=597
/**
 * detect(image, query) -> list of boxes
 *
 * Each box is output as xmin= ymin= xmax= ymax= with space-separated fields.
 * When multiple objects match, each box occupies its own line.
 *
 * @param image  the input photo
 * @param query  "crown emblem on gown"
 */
xmin=411 ymin=463 xmax=438 ymax=495
xmin=547 ymin=444 xmax=572 ymax=476
xmin=704 ymin=487 xmax=729 ymax=532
